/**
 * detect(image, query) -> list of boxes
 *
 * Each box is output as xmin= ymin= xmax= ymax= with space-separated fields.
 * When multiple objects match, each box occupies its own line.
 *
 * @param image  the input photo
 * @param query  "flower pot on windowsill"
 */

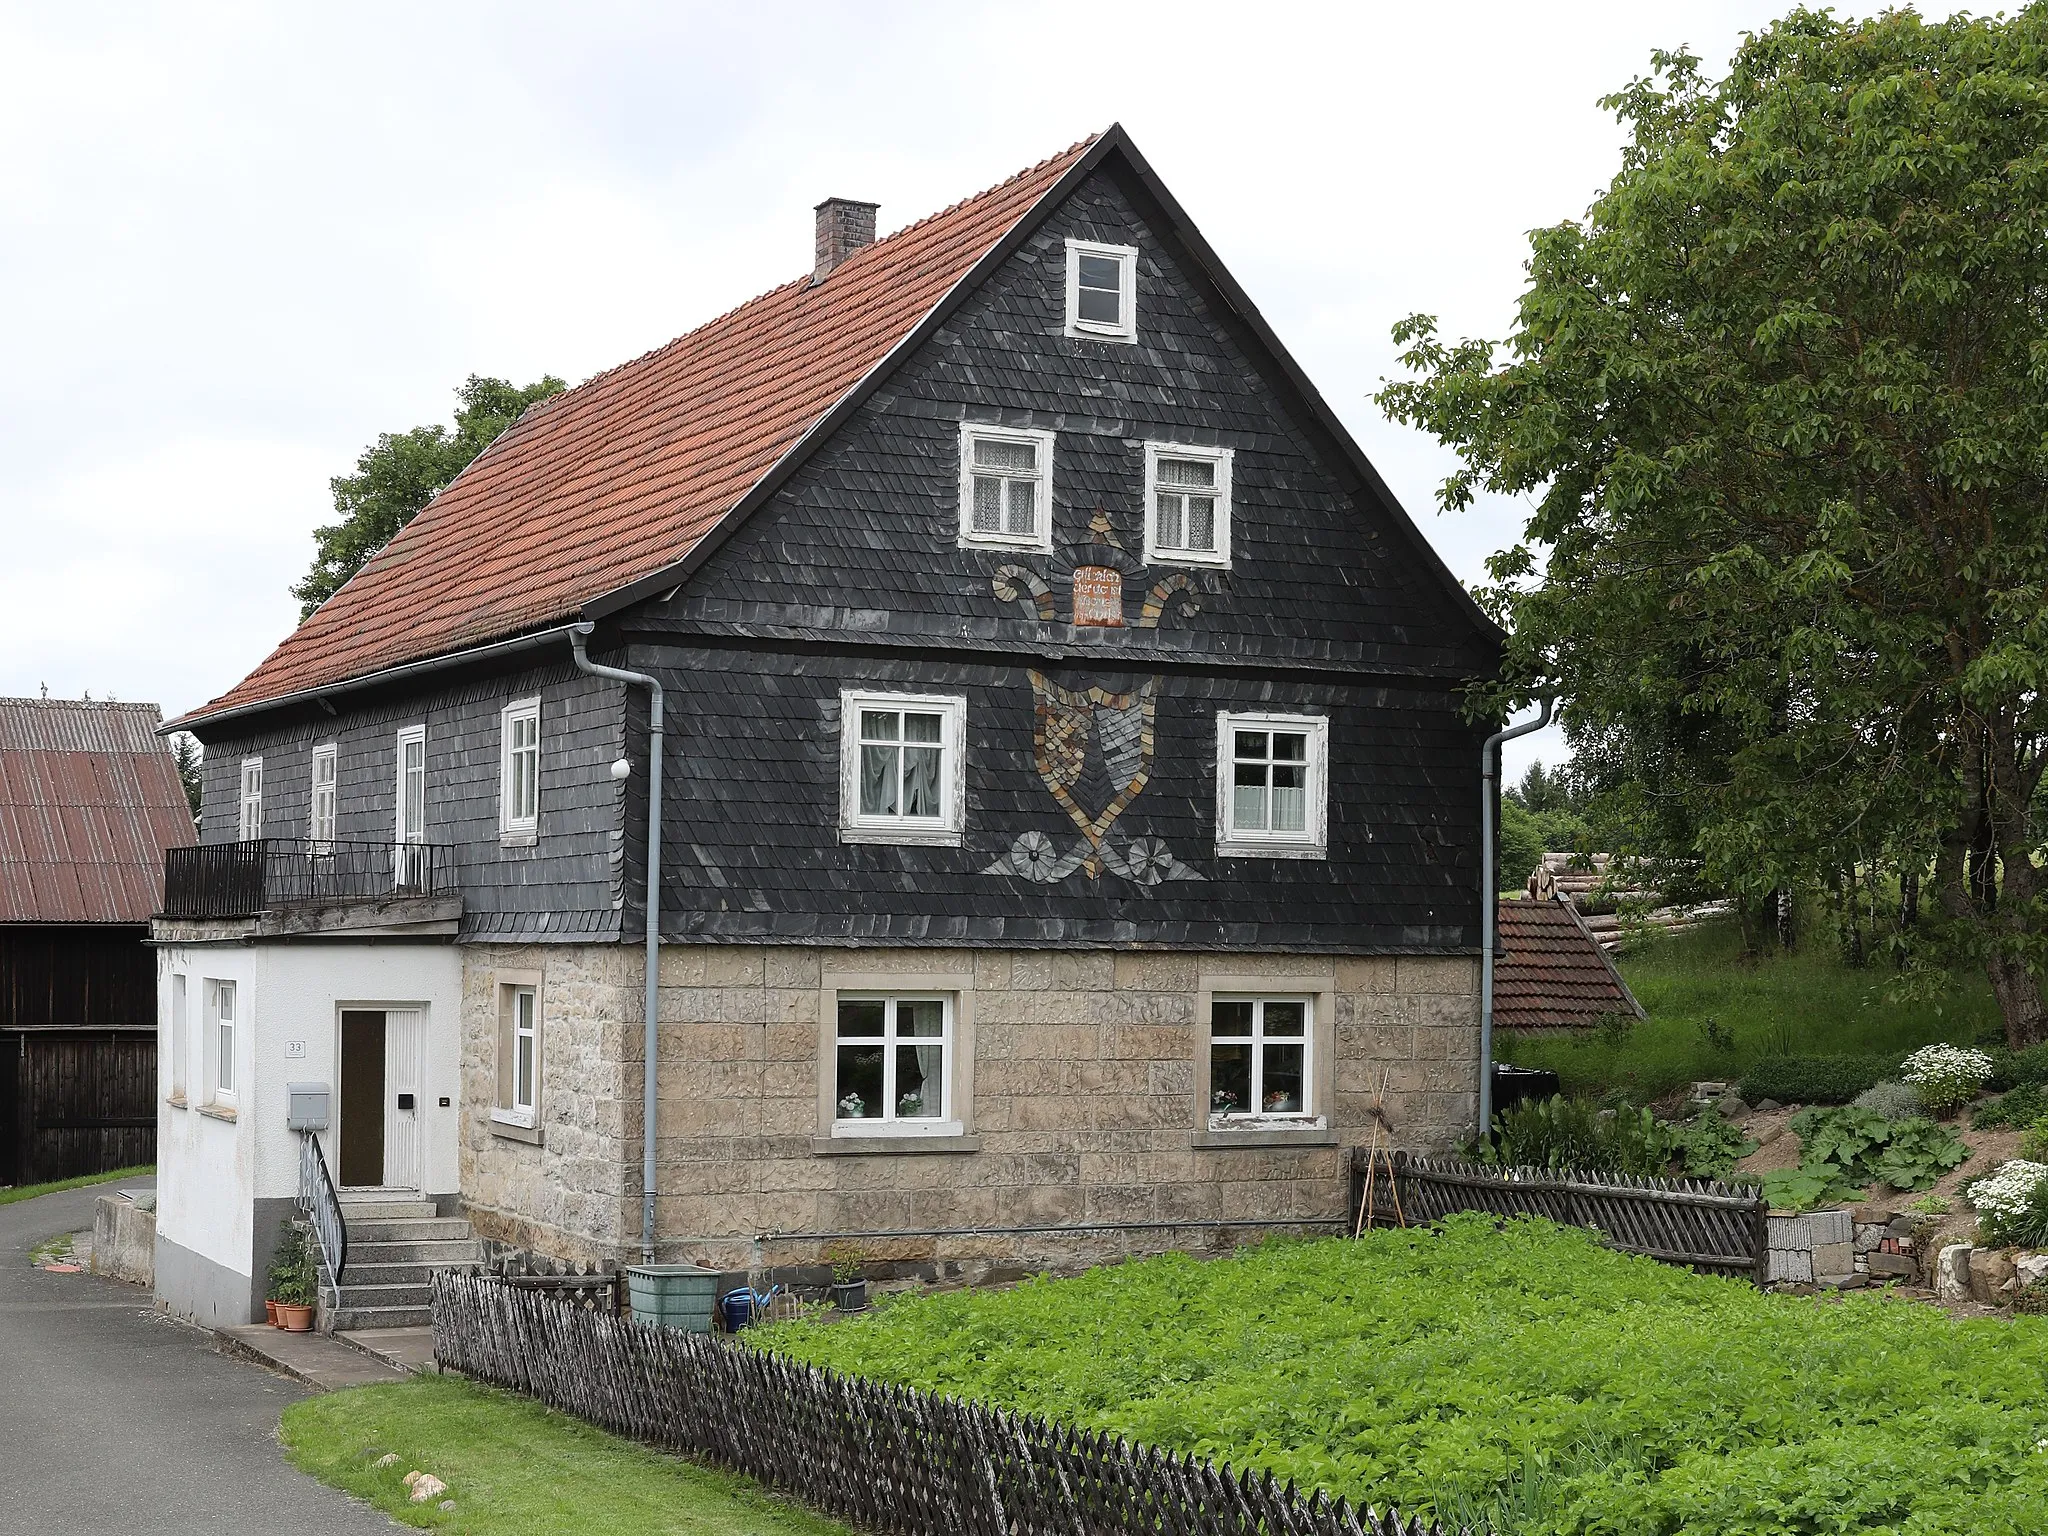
xmin=829 ymin=1280 xmax=868 ymax=1313
xmin=275 ymin=1302 xmax=315 ymax=1332
xmin=265 ymin=1299 xmax=281 ymax=1326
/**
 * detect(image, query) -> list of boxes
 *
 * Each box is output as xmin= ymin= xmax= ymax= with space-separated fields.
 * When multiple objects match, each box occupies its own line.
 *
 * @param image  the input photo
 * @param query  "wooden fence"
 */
xmin=433 ymin=1272 xmax=1470 ymax=1536
xmin=1353 ymin=1150 xmax=1768 ymax=1281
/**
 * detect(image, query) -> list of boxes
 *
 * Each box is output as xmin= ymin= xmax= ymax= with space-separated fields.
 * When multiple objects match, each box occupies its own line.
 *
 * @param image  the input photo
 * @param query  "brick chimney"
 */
xmin=813 ymin=197 xmax=879 ymax=283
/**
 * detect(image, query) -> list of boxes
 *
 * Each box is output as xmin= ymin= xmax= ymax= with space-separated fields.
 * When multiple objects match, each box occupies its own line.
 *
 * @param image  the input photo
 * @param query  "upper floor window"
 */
xmin=1064 ymin=238 xmax=1137 ymax=342
xmin=395 ymin=726 xmax=426 ymax=845
xmin=500 ymin=698 xmax=540 ymax=841
xmin=1144 ymin=442 xmax=1233 ymax=567
xmin=237 ymin=758 xmax=263 ymax=841
xmin=309 ymin=744 xmax=337 ymax=847
xmin=1215 ymin=712 xmax=1329 ymax=859
xmin=958 ymin=424 xmax=1055 ymax=552
xmin=838 ymin=690 xmax=966 ymax=847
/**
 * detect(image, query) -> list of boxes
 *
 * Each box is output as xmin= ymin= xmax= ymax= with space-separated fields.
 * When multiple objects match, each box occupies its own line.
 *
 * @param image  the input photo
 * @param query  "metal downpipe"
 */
xmin=568 ymin=624 xmax=664 ymax=1263
xmin=1478 ymin=698 xmax=1554 ymax=1136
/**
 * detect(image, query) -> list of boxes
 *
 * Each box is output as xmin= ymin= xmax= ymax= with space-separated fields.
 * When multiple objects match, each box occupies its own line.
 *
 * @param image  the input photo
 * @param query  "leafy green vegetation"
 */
xmin=0 ymin=1165 xmax=153 ymax=1207
xmin=280 ymin=1376 xmax=850 ymax=1534
xmin=1498 ymin=920 xmax=1996 ymax=1103
xmin=755 ymin=1220 xmax=2048 ymax=1533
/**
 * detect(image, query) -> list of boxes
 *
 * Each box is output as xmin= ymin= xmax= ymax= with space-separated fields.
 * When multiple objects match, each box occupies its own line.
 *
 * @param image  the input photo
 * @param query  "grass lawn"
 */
xmin=0 ymin=1165 xmax=154 ymax=1207
xmin=1498 ymin=919 xmax=2000 ymax=1102
xmin=754 ymin=1220 xmax=2048 ymax=1535
xmin=280 ymin=1375 xmax=852 ymax=1535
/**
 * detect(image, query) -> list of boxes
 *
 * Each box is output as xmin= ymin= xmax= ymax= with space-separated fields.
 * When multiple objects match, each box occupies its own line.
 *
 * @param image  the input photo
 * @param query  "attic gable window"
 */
xmin=1064 ymin=239 xmax=1137 ymax=342
xmin=1144 ymin=442 xmax=1234 ymax=567
xmin=958 ymin=424 xmax=1055 ymax=553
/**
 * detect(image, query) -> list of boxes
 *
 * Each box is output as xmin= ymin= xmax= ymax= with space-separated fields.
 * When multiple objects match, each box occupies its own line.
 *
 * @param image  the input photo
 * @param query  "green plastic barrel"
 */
xmin=623 ymin=1264 xmax=719 ymax=1332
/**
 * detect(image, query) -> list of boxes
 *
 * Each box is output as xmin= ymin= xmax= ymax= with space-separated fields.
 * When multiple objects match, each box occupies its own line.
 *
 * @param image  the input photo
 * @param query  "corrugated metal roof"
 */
xmin=1494 ymin=896 xmax=1645 ymax=1030
xmin=0 ymin=699 xmax=196 ymax=924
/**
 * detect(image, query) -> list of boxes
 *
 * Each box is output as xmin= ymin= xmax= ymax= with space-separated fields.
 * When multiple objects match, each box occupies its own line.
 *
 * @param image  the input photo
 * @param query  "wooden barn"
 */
xmin=0 ymin=698 xmax=192 ymax=1186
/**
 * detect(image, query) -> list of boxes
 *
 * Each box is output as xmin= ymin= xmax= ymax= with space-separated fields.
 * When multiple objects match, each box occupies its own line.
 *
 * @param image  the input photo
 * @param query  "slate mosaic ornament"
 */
xmin=983 ymin=507 xmax=1205 ymax=887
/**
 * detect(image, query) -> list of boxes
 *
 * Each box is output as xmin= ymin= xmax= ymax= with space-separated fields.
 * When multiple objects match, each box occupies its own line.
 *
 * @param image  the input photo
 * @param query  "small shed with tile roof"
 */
xmin=1494 ymin=896 xmax=1646 ymax=1031
xmin=0 ymin=698 xmax=189 ymax=1185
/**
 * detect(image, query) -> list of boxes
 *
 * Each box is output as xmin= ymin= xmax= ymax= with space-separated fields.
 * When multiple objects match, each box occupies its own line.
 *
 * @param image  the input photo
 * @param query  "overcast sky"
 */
xmin=0 ymin=1 xmax=1949 ymax=779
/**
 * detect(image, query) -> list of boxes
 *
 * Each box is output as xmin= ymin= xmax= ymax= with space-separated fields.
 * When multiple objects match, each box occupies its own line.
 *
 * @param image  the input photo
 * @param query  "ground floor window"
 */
xmin=1209 ymin=995 xmax=1311 ymax=1119
xmin=835 ymin=995 xmax=951 ymax=1126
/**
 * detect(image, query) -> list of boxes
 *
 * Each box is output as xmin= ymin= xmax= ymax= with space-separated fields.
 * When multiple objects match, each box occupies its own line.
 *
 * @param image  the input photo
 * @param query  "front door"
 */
xmin=338 ymin=1007 xmax=424 ymax=1191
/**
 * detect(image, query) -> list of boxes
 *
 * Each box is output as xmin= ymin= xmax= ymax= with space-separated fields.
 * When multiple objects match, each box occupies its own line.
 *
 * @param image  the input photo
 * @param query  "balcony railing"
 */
xmin=162 ymin=838 xmax=456 ymax=919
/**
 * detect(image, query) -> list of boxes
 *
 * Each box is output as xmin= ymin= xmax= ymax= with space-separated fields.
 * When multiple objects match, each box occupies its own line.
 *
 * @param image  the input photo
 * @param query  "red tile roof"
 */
xmin=0 ymin=699 xmax=196 ymax=924
xmin=1494 ymin=896 xmax=1644 ymax=1030
xmin=180 ymin=136 xmax=1100 ymax=726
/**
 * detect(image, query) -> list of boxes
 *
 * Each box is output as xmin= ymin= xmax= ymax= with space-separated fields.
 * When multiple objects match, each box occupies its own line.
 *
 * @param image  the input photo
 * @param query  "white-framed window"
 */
xmin=309 ymin=744 xmax=337 ymax=848
xmin=237 ymin=757 xmax=263 ymax=841
xmin=1064 ymin=238 xmax=1138 ymax=342
xmin=491 ymin=981 xmax=540 ymax=1131
xmin=958 ymin=423 xmax=1056 ymax=552
xmin=395 ymin=725 xmax=426 ymax=843
xmin=838 ymin=690 xmax=967 ymax=846
xmin=1215 ymin=712 xmax=1329 ymax=858
xmin=1144 ymin=442 xmax=1234 ymax=567
xmin=205 ymin=978 xmax=237 ymax=1103
xmin=168 ymin=973 xmax=188 ymax=1103
xmin=1209 ymin=996 xmax=1312 ymax=1120
xmin=500 ymin=698 xmax=541 ymax=839
xmin=833 ymin=994 xmax=955 ymax=1133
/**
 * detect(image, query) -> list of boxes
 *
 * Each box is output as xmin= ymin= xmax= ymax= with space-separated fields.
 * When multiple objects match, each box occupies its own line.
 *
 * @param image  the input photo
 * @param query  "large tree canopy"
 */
xmin=292 ymin=373 xmax=564 ymax=616
xmin=1381 ymin=7 xmax=2048 ymax=1044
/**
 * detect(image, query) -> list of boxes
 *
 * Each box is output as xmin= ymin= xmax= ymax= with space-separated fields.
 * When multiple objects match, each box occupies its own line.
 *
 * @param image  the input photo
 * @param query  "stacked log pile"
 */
xmin=1535 ymin=853 xmax=1731 ymax=951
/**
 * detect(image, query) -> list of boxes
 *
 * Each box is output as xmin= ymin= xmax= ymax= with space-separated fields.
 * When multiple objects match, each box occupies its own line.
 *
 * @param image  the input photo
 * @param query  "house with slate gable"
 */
xmin=150 ymin=127 xmax=1503 ymax=1330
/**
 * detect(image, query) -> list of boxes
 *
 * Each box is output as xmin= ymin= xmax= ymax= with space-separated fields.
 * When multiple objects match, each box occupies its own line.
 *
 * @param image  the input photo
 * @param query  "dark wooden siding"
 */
xmin=0 ymin=925 xmax=154 ymax=1028
xmin=195 ymin=661 xmax=624 ymax=941
xmin=0 ymin=1030 xmax=155 ymax=1187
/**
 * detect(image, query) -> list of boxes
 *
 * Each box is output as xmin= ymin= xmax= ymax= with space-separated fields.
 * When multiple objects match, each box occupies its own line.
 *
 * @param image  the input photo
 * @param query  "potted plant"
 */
xmin=268 ymin=1224 xmax=317 ymax=1331
xmin=823 ymin=1240 xmax=869 ymax=1312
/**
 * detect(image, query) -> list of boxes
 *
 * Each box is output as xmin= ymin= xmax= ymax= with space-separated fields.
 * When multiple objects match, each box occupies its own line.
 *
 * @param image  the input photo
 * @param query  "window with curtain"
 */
xmin=1214 ymin=711 xmax=1329 ymax=858
xmin=834 ymin=995 xmax=950 ymax=1126
xmin=1209 ymin=996 xmax=1310 ymax=1120
xmin=1144 ymin=442 xmax=1233 ymax=565
xmin=958 ymin=424 xmax=1055 ymax=551
xmin=839 ymin=691 xmax=966 ymax=845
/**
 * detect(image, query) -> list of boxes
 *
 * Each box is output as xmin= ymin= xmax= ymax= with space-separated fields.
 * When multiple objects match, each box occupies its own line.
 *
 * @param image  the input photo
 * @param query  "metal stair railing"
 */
xmin=296 ymin=1130 xmax=348 ymax=1296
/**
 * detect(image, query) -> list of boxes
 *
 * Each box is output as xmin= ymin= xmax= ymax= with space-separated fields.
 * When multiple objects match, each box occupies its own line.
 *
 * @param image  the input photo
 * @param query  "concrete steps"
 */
xmin=321 ymin=1203 xmax=481 ymax=1335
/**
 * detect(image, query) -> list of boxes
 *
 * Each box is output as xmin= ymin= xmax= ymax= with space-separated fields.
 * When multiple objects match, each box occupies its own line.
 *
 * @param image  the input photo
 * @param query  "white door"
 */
xmin=383 ymin=1008 xmax=424 ymax=1192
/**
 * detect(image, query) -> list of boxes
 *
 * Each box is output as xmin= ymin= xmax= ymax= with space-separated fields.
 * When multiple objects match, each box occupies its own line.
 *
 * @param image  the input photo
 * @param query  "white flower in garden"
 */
xmin=1965 ymin=1160 xmax=2048 ymax=1223
xmin=1900 ymin=1044 xmax=1996 ymax=1087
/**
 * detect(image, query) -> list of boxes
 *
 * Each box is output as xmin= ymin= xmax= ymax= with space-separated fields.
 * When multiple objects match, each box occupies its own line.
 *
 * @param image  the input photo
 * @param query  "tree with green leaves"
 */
xmin=292 ymin=373 xmax=564 ymax=617
xmin=1380 ymin=7 xmax=2048 ymax=1045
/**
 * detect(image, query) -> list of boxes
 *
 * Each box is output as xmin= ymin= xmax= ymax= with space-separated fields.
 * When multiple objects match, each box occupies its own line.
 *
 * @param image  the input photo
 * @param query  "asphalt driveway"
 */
xmin=0 ymin=1178 xmax=392 ymax=1533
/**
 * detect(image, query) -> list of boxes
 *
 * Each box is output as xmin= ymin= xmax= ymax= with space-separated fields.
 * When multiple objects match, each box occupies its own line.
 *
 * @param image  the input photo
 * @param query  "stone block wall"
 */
xmin=461 ymin=942 xmax=1479 ymax=1280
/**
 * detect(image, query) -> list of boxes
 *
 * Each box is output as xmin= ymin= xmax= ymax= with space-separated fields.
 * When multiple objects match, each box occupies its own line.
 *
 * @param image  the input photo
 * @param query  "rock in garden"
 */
xmin=1970 ymin=1249 xmax=2017 ymax=1305
xmin=407 ymin=1474 xmax=447 ymax=1503
xmin=1935 ymin=1244 xmax=1974 ymax=1302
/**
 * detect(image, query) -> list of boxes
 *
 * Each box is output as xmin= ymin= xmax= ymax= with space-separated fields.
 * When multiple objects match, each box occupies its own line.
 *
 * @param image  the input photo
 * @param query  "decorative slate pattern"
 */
xmin=627 ymin=643 xmax=1480 ymax=952
xmin=0 ymin=698 xmax=193 ymax=923
xmin=1493 ymin=897 xmax=1645 ymax=1030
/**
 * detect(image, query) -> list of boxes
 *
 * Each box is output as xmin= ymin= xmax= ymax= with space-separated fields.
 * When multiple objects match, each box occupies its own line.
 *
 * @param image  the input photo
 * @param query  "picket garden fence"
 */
xmin=432 ymin=1270 xmax=1472 ymax=1536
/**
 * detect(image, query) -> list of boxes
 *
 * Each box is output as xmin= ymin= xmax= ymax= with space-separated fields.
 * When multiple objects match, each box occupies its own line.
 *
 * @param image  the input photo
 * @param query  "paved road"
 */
xmin=0 ymin=1180 xmax=392 ymax=1533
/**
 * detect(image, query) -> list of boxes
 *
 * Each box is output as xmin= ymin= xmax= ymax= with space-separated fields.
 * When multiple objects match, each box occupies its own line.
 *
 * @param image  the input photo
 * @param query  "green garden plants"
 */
xmin=754 ymin=1218 xmax=2048 ymax=1532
